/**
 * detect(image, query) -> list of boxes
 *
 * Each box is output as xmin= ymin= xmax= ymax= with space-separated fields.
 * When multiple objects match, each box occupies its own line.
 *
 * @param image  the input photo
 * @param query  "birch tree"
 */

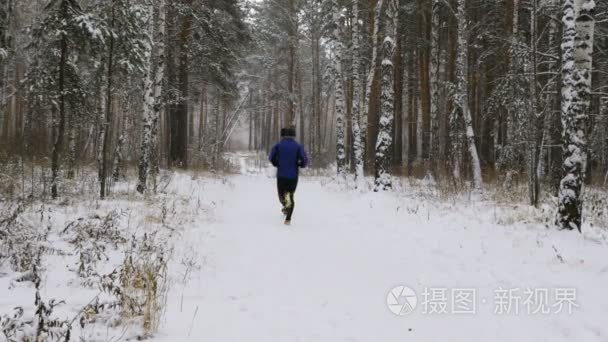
xmin=137 ymin=0 xmax=166 ymax=194
xmin=351 ymin=0 xmax=364 ymax=188
xmin=374 ymin=0 xmax=397 ymax=191
xmin=454 ymin=0 xmax=482 ymax=190
xmin=557 ymin=0 xmax=595 ymax=231
xmin=329 ymin=0 xmax=347 ymax=177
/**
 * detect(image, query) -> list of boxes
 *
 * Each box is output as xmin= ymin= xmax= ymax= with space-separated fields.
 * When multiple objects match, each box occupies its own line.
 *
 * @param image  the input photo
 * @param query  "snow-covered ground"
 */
xmin=156 ymin=166 xmax=607 ymax=341
xmin=1 ymin=155 xmax=607 ymax=341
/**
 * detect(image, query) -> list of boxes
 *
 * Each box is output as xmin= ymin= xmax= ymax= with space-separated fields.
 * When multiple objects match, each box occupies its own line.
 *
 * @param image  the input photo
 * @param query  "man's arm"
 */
xmin=298 ymin=145 xmax=309 ymax=168
xmin=269 ymin=145 xmax=279 ymax=167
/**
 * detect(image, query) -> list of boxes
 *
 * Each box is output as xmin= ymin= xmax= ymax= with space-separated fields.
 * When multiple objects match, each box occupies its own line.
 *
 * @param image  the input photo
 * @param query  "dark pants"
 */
xmin=277 ymin=177 xmax=298 ymax=221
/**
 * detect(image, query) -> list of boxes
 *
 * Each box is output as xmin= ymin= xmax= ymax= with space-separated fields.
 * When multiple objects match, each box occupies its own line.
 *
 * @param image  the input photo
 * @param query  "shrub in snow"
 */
xmin=79 ymin=232 xmax=169 ymax=338
xmin=61 ymin=210 xmax=127 ymax=280
xmin=120 ymin=233 xmax=169 ymax=336
xmin=1 ymin=254 xmax=71 ymax=342
xmin=0 ymin=203 xmax=41 ymax=273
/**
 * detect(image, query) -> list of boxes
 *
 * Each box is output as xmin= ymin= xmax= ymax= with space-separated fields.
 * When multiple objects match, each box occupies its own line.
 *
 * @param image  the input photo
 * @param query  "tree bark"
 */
xmin=50 ymin=0 xmax=68 ymax=199
xmin=351 ymin=0 xmax=365 ymax=188
xmin=455 ymin=0 xmax=482 ymax=190
xmin=557 ymin=0 xmax=595 ymax=231
xmin=100 ymin=1 xmax=116 ymax=199
xmin=330 ymin=0 xmax=347 ymax=177
xmin=429 ymin=0 xmax=441 ymax=179
xmin=374 ymin=0 xmax=397 ymax=191
xmin=137 ymin=0 xmax=166 ymax=193
xmin=364 ymin=0 xmax=383 ymax=172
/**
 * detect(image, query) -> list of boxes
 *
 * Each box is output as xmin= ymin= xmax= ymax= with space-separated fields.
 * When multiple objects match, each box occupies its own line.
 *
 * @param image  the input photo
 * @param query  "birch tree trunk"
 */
xmin=351 ymin=0 xmax=364 ymax=188
xmin=455 ymin=0 xmax=482 ymax=190
xmin=137 ymin=0 xmax=165 ymax=194
xmin=330 ymin=0 xmax=347 ymax=177
xmin=557 ymin=0 xmax=595 ymax=231
xmin=374 ymin=0 xmax=397 ymax=191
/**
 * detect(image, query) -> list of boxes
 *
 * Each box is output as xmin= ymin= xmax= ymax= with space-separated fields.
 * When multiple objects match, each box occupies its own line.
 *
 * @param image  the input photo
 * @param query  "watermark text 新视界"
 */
xmin=386 ymin=286 xmax=579 ymax=316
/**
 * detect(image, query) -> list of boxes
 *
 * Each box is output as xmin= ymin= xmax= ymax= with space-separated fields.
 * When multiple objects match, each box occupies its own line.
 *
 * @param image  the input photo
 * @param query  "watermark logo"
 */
xmin=386 ymin=286 xmax=578 ymax=316
xmin=387 ymin=286 xmax=417 ymax=316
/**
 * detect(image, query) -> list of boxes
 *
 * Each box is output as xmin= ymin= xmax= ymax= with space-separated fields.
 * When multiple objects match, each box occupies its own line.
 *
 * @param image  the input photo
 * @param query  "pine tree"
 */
xmin=26 ymin=0 xmax=97 ymax=199
xmin=363 ymin=0 xmax=384 ymax=172
xmin=97 ymin=0 xmax=147 ymax=198
xmin=429 ymin=0 xmax=441 ymax=180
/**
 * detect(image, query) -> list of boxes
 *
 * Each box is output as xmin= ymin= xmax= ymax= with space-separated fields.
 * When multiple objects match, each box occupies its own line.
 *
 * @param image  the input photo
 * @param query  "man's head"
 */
xmin=281 ymin=127 xmax=296 ymax=138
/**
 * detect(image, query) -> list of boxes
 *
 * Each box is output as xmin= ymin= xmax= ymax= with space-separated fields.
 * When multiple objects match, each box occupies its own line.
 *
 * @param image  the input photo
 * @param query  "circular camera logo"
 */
xmin=387 ymin=286 xmax=417 ymax=316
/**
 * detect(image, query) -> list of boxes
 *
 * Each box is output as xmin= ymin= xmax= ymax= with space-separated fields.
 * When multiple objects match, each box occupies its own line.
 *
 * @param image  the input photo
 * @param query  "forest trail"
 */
xmin=152 ymin=169 xmax=608 ymax=342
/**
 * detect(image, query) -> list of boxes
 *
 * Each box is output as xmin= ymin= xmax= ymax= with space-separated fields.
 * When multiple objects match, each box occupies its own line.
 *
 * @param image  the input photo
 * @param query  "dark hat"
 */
xmin=281 ymin=127 xmax=296 ymax=137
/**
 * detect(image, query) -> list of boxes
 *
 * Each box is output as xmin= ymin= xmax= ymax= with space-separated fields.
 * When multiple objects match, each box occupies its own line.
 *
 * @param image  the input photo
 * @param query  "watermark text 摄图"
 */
xmin=387 ymin=285 xmax=578 ymax=316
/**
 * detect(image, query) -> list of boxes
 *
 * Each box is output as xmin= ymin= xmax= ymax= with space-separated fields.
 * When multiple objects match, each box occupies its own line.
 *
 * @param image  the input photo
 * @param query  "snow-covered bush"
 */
xmin=2 ymin=297 xmax=72 ymax=341
xmin=0 ymin=307 xmax=34 ymax=342
xmin=1 ymin=263 xmax=71 ymax=342
xmin=584 ymin=190 xmax=608 ymax=231
xmin=79 ymin=233 xmax=169 ymax=338
xmin=61 ymin=210 xmax=127 ymax=279
xmin=0 ymin=157 xmax=22 ymax=200
xmin=0 ymin=203 xmax=41 ymax=273
xmin=120 ymin=233 xmax=169 ymax=336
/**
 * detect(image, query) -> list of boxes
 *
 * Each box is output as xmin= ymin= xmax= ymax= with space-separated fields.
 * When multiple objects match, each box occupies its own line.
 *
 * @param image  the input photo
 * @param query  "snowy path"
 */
xmin=154 ymin=174 xmax=607 ymax=342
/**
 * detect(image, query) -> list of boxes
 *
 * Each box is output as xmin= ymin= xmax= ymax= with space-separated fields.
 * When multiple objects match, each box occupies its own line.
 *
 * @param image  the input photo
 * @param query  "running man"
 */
xmin=269 ymin=127 xmax=308 ymax=225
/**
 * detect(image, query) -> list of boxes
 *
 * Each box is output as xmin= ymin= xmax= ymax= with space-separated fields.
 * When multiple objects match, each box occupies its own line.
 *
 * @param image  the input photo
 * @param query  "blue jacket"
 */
xmin=269 ymin=138 xmax=309 ymax=179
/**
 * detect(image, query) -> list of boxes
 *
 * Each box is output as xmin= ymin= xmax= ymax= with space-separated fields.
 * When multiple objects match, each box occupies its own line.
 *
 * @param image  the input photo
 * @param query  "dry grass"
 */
xmin=119 ymin=233 xmax=170 ymax=337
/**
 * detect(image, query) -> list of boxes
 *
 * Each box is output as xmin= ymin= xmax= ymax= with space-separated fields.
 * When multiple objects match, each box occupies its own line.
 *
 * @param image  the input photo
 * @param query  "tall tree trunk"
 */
xmin=210 ymin=87 xmax=220 ymax=170
xmin=374 ymin=0 xmax=397 ymax=191
xmin=310 ymin=30 xmax=318 ymax=155
xmin=351 ymin=0 xmax=365 ymax=188
xmin=331 ymin=0 xmax=347 ymax=176
xmin=169 ymin=1 xmax=191 ymax=168
xmin=287 ymin=0 xmax=297 ymax=126
xmin=417 ymin=0 xmax=430 ymax=163
xmin=100 ymin=2 xmax=116 ymax=199
xmin=528 ymin=0 xmax=544 ymax=207
xmin=402 ymin=51 xmax=410 ymax=167
xmin=429 ymin=0 xmax=441 ymax=179
xmin=198 ymin=83 xmax=206 ymax=151
xmin=137 ymin=0 xmax=166 ymax=194
xmin=393 ymin=3 xmax=404 ymax=167
xmin=548 ymin=0 xmax=563 ymax=193
xmin=51 ymin=2 xmax=68 ymax=199
xmin=455 ymin=0 xmax=482 ymax=190
xmin=364 ymin=0 xmax=383 ymax=172
xmin=557 ymin=0 xmax=595 ymax=231
xmin=67 ymin=108 xmax=76 ymax=179
xmin=112 ymin=122 xmax=126 ymax=181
